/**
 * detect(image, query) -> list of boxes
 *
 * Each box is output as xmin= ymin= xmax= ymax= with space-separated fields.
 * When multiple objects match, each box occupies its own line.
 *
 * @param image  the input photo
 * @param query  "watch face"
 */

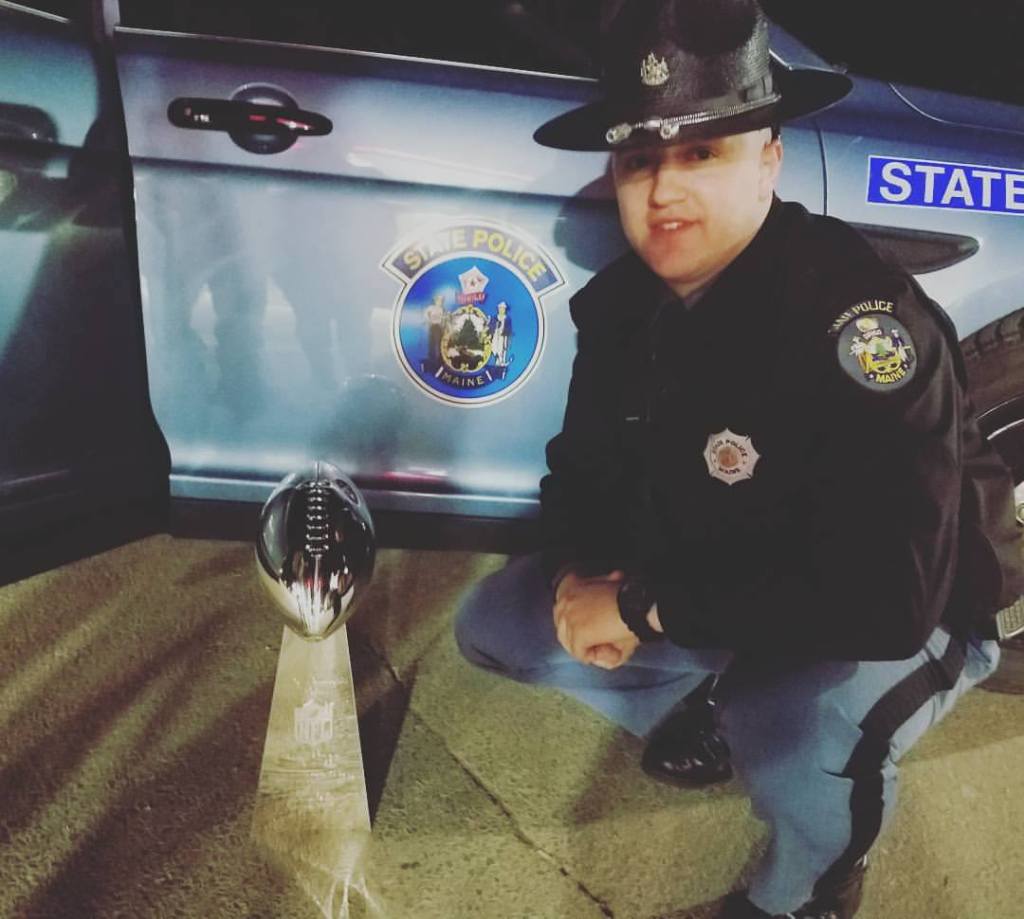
xmin=618 ymin=575 xmax=662 ymax=641
xmin=620 ymin=577 xmax=650 ymax=616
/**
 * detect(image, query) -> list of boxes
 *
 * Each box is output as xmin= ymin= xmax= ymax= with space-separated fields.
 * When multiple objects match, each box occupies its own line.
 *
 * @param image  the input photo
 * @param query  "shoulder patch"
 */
xmin=832 ymin=305 xmax=917 ymax=390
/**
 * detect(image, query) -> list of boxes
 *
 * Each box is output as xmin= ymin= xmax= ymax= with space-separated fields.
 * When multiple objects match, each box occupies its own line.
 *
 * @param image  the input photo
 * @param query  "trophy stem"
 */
xmin=251 ymin=623 xmax=373 ymax=918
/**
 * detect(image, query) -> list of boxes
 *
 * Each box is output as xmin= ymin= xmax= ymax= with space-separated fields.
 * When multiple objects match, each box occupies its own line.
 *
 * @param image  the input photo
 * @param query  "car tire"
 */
xmin=962 ymin=308 xmax=1024 ymax=693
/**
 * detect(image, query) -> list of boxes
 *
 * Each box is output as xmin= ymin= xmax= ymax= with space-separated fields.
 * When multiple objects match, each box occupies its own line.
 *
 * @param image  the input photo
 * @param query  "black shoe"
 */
xmin=719 ymin=857 xmax=868 ymax=919
xmin=642 ymin=678 xmax=732 ymax=788
xmin=718 ymin=893 xmax=775 ymax=919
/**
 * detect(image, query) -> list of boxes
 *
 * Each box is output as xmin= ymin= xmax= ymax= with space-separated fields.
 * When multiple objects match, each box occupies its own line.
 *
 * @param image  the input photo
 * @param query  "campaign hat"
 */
xmin=534 ymin=0 xmax=852 ymax=151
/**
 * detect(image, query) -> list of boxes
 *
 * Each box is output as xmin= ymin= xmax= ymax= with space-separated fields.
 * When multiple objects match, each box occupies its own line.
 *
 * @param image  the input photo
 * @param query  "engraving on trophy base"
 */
xmin=252 ymin=626 xmax=373 ymax=915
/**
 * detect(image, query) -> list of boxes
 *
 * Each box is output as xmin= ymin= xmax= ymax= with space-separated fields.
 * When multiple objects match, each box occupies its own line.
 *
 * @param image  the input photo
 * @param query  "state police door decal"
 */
xmin=384 ymin=220 xmax=565 ymax=407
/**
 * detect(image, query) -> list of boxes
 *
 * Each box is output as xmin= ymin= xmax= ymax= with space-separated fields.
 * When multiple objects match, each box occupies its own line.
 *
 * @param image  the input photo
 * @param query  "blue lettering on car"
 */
xmin=867 ymin=156 xmax=1024 ymax=216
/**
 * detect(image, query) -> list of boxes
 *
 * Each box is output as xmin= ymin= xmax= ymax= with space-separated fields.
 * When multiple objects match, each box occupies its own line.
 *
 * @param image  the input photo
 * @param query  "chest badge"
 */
xmin=704 ymin=429 xmax=760 ymax=485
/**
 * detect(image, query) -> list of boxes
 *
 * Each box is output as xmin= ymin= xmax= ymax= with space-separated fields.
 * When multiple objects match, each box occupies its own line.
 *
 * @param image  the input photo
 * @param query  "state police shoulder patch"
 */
xmin=830 ymin=298 xmax=917 ymax=391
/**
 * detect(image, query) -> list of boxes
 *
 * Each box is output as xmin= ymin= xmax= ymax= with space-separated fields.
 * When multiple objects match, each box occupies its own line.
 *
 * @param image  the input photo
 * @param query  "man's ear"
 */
xmin=759 ymin=136 xmax=783 ymax=200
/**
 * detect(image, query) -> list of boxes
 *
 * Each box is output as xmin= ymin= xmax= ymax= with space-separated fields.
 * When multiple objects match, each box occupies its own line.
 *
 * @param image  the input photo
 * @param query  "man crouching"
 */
xmin=456 ymin=1 xmax=1023 ymax=916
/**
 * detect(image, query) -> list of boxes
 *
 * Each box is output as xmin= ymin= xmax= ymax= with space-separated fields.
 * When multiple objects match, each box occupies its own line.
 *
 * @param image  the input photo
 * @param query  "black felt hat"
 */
xmin=534 ymin=0 xmax=851 ymax=151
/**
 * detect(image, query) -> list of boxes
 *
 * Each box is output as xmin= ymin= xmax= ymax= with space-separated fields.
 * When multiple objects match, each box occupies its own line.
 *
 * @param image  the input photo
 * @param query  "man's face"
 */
xmin=612 ymin=129 xmax=782 ymax=298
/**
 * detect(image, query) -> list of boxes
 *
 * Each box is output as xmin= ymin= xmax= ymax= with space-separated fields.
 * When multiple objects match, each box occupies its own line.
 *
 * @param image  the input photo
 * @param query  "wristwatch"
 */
xmin=617 ymin=575 xmax=664 ymax=642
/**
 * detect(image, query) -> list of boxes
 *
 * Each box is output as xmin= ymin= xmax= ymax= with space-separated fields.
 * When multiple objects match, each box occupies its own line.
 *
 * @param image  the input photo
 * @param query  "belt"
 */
xmin=978 ymin=598 xmax=1024 ymax=641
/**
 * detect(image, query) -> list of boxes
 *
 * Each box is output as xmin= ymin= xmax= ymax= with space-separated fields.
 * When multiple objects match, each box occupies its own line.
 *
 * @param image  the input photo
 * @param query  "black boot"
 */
xmin=719 ymin=856 xmax=868 ymax=919
xmin=641 ymin=676 xmax=732 ymax=788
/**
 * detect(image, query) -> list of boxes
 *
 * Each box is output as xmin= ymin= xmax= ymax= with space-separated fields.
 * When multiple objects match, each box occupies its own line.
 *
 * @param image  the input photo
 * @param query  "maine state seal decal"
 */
xmin=384 ymin=220 xmax=564 ymax=406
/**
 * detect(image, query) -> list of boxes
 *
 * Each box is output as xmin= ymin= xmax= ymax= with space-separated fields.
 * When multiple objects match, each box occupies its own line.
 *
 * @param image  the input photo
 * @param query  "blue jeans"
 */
xmin=454 ymin=553 xmax=1000 ymax=914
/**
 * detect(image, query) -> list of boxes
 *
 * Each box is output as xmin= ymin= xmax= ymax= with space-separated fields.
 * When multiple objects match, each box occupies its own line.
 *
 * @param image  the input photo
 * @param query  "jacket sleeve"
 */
xmin=539 ymin=293 xmax=633 ymax=584
xmin=653 ymin=279 xmax=964 ymax=661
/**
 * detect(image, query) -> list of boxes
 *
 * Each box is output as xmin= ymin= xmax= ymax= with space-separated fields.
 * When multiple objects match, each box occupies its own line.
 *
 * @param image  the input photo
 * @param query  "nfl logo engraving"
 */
xmin=704 ymin=428 xmax=760 ymax=485
xmin=294 ymin=697 xmax=334 ymax=746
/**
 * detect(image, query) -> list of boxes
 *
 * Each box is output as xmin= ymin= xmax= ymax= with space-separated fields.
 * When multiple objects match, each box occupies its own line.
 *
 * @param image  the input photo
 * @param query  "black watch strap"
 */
xmin=617 ymin=576 xmax=664 ymax=643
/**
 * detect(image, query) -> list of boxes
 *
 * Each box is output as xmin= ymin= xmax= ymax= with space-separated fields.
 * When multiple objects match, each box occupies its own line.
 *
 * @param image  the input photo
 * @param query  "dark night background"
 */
xmin=762 ymin=0 xmax=1024 ymax=107
xmin=31 ymin=0 xmax=1024 ymax=105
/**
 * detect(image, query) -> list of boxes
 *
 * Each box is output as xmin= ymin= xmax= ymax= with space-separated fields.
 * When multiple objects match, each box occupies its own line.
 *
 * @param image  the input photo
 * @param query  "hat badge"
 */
xmin=640 ymin=52 xmax=669 ymax=87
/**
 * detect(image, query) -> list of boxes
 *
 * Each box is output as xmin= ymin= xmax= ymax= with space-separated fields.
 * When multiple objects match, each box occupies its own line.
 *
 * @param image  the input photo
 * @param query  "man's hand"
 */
xmin=553 ymin=570 xmax=640 ymax=669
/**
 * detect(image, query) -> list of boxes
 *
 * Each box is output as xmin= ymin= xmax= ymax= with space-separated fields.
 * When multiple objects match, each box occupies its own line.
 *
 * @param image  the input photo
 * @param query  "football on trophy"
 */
xmin=255 ymin=461 xmax=376 ymax=640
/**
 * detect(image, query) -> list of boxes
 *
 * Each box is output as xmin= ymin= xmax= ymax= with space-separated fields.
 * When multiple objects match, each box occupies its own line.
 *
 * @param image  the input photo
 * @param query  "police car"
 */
xmin=2 ymin=1 xmax=1023 ymax=680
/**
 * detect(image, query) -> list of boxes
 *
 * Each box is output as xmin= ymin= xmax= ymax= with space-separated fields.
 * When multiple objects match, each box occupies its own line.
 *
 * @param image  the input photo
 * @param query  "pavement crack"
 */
xmin=410 ymin=709 xmax=616 ymax=919
xmin=355 ymin=630 xmax=615 ymax=915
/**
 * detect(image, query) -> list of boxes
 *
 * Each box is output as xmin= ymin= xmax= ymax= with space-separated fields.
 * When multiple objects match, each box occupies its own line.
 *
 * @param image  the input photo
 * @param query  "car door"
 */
xmin=0 ymin=0 xmax=168 ymax=581
xmin=112 ymin=2 xmax=827 ymax=535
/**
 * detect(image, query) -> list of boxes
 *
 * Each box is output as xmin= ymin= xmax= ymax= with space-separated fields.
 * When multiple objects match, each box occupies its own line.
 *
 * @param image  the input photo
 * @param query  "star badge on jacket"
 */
xmin=704 ymin=429 xmax=760 ymax=485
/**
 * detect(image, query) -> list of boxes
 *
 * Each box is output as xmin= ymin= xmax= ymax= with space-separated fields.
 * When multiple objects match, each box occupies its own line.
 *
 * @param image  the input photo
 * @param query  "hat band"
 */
xmin=605 ymin=93 xmax=780 ymax=145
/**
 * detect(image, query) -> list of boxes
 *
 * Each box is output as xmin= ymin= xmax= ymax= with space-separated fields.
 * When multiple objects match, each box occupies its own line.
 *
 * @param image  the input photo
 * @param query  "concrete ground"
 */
xmin=0 ymin=535 xmax=1021 ymax=919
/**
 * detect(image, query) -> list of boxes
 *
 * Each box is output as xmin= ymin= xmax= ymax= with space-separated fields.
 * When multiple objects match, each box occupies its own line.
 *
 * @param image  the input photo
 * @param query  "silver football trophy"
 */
xmin=255 ymin=461 xmax=376 ymax=640
xmin=251 ymin=462 xmax=381 ymax=918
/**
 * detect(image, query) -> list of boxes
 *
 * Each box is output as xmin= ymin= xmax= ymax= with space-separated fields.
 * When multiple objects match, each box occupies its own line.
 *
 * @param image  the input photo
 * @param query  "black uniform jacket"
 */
xmin=540 ymin=197 xmax=1023 ymax=661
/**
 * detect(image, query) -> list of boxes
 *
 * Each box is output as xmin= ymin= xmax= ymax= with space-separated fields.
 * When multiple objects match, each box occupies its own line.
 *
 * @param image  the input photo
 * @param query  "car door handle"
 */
xmin=167 ymin=98 xmax=332 ymax=138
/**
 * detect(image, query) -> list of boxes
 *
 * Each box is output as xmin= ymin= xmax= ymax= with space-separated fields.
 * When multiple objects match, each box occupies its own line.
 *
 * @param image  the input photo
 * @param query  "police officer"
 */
xmin=455 ymin=1 xmax=1024 ymax=916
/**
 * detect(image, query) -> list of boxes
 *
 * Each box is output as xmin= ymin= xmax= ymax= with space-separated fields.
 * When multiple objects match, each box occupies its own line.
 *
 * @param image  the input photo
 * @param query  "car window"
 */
xmin=762 ymin=0 xmax=1024 ymax=106
xmin=118 ymin=1 xmax=600 ymax=76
